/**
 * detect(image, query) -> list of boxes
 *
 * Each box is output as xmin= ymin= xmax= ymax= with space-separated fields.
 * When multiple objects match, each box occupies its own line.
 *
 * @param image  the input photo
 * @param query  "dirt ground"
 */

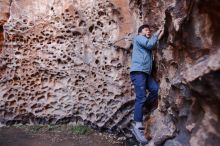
xmin=0 ymin=125 xmax=137 ymax=146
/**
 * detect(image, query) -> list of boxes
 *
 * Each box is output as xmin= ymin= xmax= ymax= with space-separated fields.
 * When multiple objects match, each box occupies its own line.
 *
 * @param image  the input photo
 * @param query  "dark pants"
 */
xmin=130 ymin=71 xmax=159 ymax=122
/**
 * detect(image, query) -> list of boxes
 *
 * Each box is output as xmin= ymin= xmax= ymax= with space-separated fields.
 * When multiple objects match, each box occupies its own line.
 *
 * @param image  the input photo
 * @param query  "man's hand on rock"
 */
xmin=158 ymin=26 xmax=164 ymax=40
xmin=156 ymin=26 xmax=163 ymax=35
xmin=156 ymin=26 xmax=164 ymax=40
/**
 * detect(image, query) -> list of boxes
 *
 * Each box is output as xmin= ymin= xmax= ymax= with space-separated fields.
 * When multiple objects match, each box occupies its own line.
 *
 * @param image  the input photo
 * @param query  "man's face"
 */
xmin=142 ymin=27 xmax=151 ymax=38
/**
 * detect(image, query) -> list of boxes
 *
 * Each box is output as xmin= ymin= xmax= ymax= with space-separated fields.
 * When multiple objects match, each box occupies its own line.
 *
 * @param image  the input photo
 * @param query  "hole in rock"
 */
xmin=66 ymin=30 xmax=71 ymax=33
xmin=8 ymin=94 xmax=14 ymax=100
xmin=98 ymin=11 xmax=105 ymax=16
xmin=72 ymin=31 xmax=81 ymax=36
xmin=79 ymin=20 xmax=86 ymax=26
xmin=95 ymin=59 xmax=99 ymax=64
xmin=97 ymin=21 xmax=103 ymax=27
xmin=37 ymin=96 xmax=45 ymax=101
xmin=89 ymin=25 xmax=94 ymax=32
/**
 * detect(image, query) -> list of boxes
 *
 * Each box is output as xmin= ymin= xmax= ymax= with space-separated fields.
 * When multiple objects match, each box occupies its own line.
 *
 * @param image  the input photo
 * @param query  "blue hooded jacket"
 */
xmin=130 ymin=33 xmax=158 ymax=74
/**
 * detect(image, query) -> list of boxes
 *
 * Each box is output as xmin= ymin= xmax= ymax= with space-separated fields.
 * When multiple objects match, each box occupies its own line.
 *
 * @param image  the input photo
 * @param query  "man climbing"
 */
xmin=130 ymin=24 xmax=164 ymax=144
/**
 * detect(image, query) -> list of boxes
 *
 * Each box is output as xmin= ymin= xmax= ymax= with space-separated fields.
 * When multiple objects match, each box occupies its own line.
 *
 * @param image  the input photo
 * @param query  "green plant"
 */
xmin=70 ymin=125 xmax=93 ymax=135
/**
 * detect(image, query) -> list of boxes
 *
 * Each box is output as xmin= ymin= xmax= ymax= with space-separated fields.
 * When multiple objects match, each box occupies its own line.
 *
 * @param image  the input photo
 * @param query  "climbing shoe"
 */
xmin=131 ymin=126 xmax=148 ymax=144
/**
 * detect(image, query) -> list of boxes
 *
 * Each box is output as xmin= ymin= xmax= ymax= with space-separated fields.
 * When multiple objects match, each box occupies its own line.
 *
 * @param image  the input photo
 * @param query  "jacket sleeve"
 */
xmin=136 ymin=33 xmax=158 ymax=50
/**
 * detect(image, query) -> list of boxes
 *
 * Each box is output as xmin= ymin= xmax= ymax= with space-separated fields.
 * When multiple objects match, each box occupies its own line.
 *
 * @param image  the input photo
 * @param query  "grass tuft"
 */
xmin=70 ymin=125 xmax=93 ymax=135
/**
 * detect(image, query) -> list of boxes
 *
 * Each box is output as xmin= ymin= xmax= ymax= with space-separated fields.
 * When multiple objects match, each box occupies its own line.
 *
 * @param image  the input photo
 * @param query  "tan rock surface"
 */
xmin=0 ymin=0 xmax=134 ymax=129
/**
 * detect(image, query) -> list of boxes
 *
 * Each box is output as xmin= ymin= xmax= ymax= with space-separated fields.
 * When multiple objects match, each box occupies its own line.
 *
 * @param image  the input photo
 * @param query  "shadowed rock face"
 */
xmin=0 ymin=0 xmax=220 ymax=145
xmin=141 ymin=0 xmax=220 ymax=146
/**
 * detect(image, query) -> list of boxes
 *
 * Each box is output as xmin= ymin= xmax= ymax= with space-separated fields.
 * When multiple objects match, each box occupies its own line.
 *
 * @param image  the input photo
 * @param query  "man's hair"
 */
xmin=138 ymin=24 xmax=150 ymax=33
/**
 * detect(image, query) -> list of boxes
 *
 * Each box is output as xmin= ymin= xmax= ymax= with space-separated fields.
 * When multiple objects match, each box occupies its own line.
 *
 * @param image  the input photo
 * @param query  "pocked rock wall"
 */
xmin=0 ymin=0 xmax=220 ymax=146
xmin=0 ymin=0 xmax=135 ymax=129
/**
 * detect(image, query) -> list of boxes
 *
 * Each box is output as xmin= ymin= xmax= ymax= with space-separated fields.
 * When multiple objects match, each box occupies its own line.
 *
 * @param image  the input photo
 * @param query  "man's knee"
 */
xmin=135 ymin=84 xmax=147 ymax=97
xmin=135 ymin=95 xmax=147 ymax=104
xmin=151 ymin=83 xmax=159 ymax=95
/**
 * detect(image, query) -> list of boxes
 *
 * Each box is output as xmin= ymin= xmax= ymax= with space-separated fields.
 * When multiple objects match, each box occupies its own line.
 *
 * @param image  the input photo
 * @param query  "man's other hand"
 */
xmin=158 ymin=26 xmax=164 ymax=40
